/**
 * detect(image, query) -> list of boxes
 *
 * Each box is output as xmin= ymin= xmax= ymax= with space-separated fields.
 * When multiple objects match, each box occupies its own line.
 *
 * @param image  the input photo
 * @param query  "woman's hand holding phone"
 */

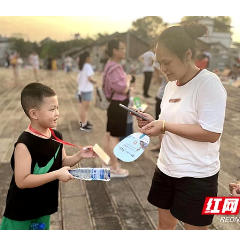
xmin=119 ymin=103 xmax=154 ymax=128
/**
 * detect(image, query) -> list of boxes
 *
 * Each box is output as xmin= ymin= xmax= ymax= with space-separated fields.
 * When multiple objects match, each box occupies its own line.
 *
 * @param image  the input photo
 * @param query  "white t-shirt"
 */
xmin=29 ymin=54 xmax=39 ymax=68
xmin=65 ymin=56 xmax=72 ymax=67
xmin=140 ymin=51 xmax=155 ymax=72
xmin=157 ymin=69 xmax=227 ymax=178
xmin=77 ymin=63 xmax=94 ymax=93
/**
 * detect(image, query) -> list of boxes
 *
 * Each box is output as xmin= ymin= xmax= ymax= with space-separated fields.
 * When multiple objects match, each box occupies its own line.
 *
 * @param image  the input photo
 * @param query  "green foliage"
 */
xmin=130 ymin=16 xmax=168 ymax=42
xmin=7 ymin=37 xmax=94 ymax=59
xmin=8 ymin=37 xmax=40 ymax=57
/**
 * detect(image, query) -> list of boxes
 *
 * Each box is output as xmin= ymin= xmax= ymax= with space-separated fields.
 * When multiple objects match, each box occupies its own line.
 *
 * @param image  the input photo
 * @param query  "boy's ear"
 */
xmin=28 ymin=109 xmax=38 ymax=120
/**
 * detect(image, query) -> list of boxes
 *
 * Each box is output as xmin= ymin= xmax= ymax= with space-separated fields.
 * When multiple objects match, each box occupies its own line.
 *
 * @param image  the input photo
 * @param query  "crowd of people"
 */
xmin=4 ymin=52 xmax=76 ymax=84
xmin=0 ymin=22 xmax=239 ymax=231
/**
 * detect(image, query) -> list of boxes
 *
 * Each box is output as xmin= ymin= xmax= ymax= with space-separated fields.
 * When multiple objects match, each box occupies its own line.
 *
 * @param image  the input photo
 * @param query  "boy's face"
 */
xmin=34 ymin=95 xmax=59 ymax=128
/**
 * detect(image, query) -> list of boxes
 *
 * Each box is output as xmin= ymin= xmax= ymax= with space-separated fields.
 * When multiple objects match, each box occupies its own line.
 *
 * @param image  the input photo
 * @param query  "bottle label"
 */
xmin=69 ymin=168 xmax=110 ymax=181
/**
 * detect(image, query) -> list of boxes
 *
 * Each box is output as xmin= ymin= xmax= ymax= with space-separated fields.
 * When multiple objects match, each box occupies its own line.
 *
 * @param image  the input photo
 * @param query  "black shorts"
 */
xmin=107 ymin=98 xmax=129 ymax=137
xmin=148 ymin=167 xmax=219 ymax=226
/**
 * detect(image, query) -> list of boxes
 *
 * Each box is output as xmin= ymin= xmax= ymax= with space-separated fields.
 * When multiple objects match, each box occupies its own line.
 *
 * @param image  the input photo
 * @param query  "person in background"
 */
xmin=100 ymin=49 xmax=109 ymax=72
xmin=203 ymin=50 xmax=211 ymax=68
xmin=77 ymin=51 xmax=96 ymax=132
xmin=46 ymin=55 xmax=53 ymax=78
xmin=28 ymin=51 xmax=40 ymax=82
xmin=51 ymin=58 xmax=58 ymax=80
xmin=0 ymin=83 xmax=97 ymax=230
xmin=138 ymin=44 xmax=155 ymax=98
xmin=51 ymin=58 xmax=58 ymax=72
xmin=15 ymin=52 xmax=23 ymax=82
xmin=134 ymin=23 xmax=227 ymax=230
xmin=230 ymin=57 xmax=240 ymax=80
xmin=150 ymin=62 xmax=168 ymax=153
xmin=195 ymin=49 xmax=209 ymax=69
xmin=10 ymin=52 xmax=18 ymax=83
xmin=229 ymin=180 xmax=240 ymax=196
xmin=5 ymin=52 xmax=10 ymax=68
xmin=10 ymin=51 xmax=23 ymax=84
xmin=102 ymin=39 xmax=131 ymax=178
xmin=120 ymin=83 xmax=135 ymax=142
xmin=232 ymin=186 xmax=240 ymax=196
xmin=65 ymin=55 xmax=73 ymax=73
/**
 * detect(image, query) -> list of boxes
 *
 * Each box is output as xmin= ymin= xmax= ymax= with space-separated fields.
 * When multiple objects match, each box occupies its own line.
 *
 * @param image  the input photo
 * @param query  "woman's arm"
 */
xmin=140 ymin=120 xmax=221 ymax=143
xmin=123 ymin=75 xmax=131 ymax=94
xmin=88 ymin=75 xmax=96 ymax=84
xmin=109 ymin=67 xmax=131 ymax=94
xmin=165 ymin=122 xmax=221 ymax=143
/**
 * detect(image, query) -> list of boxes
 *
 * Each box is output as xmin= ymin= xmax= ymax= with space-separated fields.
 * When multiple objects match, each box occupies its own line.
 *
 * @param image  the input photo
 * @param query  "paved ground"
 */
xmin=0 ymin=67 xmax=239 ymax=230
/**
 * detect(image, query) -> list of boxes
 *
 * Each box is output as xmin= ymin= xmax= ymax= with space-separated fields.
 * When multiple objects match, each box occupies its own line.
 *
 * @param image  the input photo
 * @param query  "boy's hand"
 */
xmin=79 ymin=146 xmax=98 ymax=160
xmin=57 ymin=166 xmax=74 ymax=182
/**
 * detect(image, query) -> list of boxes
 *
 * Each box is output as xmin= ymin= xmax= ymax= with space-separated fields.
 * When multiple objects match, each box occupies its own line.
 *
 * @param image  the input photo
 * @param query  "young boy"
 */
xmin=0 ymin=82 xmax=97 ymax=230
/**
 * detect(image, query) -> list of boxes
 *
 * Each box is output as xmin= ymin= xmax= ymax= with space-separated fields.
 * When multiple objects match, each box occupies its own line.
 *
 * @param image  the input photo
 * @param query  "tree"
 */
xmin=94 ymin=33 xmax=110 ymax=41
xmin=130 ymin=16 xmax=168 ymax=42
xmin=8 ymin=37 xmax=40 ymax=57
xmin=213 ymin=16 xmax=231 ymax=33
xmin=214 ymin=16 xmax=231 ymax=26
xmin=39 ymin=38 xmax=94 ymax=58
xmin=74 ymin=33 xmax=81 ymax=40
xmin=181 ymin=16 xmax=205 ymax=23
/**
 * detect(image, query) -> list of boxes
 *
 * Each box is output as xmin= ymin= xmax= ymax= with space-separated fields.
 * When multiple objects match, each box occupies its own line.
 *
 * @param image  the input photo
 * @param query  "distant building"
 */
xmin=181 ymin=17 xmax=239 ymax=70
xmin=61 ymin=31 xmax=150 ymax=72
xmin=0 ymin=35 xmax=12 ymax=66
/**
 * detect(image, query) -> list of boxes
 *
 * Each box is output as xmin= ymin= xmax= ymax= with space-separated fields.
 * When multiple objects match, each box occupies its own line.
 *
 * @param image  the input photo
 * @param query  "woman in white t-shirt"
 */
xmin=135 ymin=23 xmax=227 ymax=230
xmin=138 ymin=47 xmax=155 ymax=98
xmin=77 ymin=51 xmax=96 ymax=131
xmin=28 ymin=51 xmax=40 ymax=82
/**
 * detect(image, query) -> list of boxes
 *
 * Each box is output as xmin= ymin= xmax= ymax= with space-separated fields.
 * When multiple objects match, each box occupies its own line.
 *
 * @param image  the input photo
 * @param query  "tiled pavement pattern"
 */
xmin=0 ymin=68 xmax=239 ymax=230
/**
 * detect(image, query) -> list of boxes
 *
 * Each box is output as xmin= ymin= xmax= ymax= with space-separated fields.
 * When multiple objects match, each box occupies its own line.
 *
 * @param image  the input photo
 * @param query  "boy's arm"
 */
xmin=14 ymin=143 xmax=72 ymax=189
xmin=62 ymin=146 xmax=98 ymax=167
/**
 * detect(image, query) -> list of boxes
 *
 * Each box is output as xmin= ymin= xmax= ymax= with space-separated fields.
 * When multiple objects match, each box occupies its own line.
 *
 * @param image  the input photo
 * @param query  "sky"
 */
xmin=1 ymin=15 xmax=240 ymax=43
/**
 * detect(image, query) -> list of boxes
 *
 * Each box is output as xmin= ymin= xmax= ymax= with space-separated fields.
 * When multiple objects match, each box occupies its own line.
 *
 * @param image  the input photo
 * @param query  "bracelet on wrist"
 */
xmin=162 ymin=120 xmax=165 ymax=134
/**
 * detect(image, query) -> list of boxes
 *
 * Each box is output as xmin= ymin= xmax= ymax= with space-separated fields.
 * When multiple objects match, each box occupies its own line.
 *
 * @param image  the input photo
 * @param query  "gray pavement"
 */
xmin=0 ymin=68 xmax=239 ymax=230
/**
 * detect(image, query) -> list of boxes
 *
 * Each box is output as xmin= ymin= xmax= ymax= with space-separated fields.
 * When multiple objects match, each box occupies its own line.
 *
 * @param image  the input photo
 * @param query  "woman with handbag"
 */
xmin=102 ymin=39 xmax=132 ymax=177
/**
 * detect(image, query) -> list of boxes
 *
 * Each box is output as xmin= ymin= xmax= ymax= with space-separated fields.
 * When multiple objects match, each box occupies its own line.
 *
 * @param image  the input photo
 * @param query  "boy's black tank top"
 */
xmin=3 ymin=129 xmax=63 ymax=221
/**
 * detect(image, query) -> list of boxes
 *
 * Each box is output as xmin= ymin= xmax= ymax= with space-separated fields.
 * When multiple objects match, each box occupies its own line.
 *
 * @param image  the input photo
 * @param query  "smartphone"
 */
xmin=119 ymin=104 xmax=149 ymax=121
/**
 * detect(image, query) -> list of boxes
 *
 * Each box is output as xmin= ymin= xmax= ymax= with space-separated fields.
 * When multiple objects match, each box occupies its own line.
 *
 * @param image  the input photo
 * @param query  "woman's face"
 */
xmin=86 ymin=56 xmax=91 ymax=63
xmin=156 ymin=43 xmax=188 ymax=82
xmin=114 ymin=42 xmax=126 ymax=60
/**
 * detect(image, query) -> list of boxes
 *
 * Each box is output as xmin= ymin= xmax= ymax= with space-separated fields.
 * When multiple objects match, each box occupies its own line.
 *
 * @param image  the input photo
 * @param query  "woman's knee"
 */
xmin=157 ymin=209 xmax=178 ymax=230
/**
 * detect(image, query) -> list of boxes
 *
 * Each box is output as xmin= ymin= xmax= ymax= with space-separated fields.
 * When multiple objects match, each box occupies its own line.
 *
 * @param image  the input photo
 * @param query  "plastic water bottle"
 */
xmin=68 ymin=168 xmax=110 ymax=181
xmin=29 ymin=222 xmax=45 ymax=230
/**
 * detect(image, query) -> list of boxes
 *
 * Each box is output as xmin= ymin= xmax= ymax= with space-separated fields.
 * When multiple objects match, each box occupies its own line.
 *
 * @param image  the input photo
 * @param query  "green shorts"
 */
xmin=0 ymin=215 xmax=50 ymax=230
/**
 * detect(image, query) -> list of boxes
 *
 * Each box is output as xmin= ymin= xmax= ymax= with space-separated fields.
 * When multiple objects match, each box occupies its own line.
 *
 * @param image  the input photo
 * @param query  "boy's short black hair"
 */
xmin=21 ymin=83 xmax=56 ymax=118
